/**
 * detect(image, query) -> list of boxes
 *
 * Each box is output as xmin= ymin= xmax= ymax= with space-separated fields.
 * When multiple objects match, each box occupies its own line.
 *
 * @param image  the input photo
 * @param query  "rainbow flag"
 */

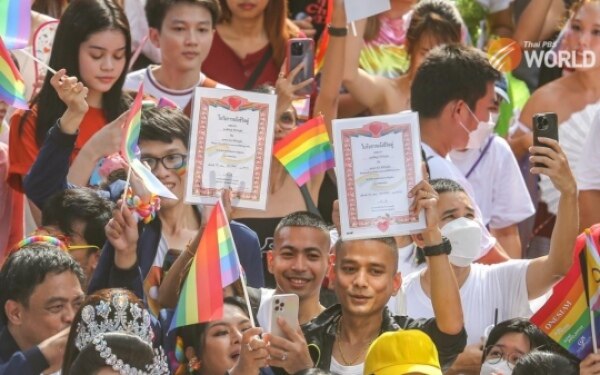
xmin=0 ymin=0 xmax=30 ymax=50
xmin=121 ymin=84 xmax=143 ymax=164
xmin=273 ymin=115 xmax=334 ymax=187
xmin=0 ymin=36 xmax=28 ymax=109
xmin=582 ymin=229 xmax=600 ymax=312
xmin=531 ymin=227 xmax=600 ymax=359
xmin=170 ymin=200 xmax=241 ymax=330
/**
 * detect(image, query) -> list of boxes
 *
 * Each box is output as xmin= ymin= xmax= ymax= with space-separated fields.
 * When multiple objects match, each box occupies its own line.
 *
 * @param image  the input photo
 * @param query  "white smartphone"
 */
xmin=267 ymin=294 xmax=300 ymax=337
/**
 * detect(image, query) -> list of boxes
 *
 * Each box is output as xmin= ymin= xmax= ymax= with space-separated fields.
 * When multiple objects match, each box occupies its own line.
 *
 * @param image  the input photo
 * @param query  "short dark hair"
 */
xmin=512 ymin=351 xmax=577 ymax=375
xmin=42 ymin=188 xmax=114 ymax=249
xmin=405 ymin=0 xmax=462 ymax=56
xmin=140 ymin=106 xmax=190 ymax=149
xmin=274 ymin=211 xmax=330 ymax=237
xmin=430 ymin=178 xmax=466 ymax=195
xmin=69 ymin=332 xmax=155 ymax=374
xmin=334 ymin=237 xmax=398 ymax=271
xmin=411 ymin=44 xmax=501 ymax=118
xmin=0 ymin=245 xmax=84 ymax=324
xmin=146 ymin=0 xmax=221 ymax=30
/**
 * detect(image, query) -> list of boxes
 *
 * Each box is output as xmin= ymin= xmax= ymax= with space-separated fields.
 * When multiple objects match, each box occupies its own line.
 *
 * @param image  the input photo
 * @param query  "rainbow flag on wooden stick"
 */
xmin=531 ymin=226 xmax=600 ymax=359
xmin=273 ymin=115 xmax=334 ymax=187
xmin=0 ymin=36 xmax=28 ymax=109
xmin=170 ymin=200 xmax=241 ymax=330
xmin=0 ymin=0 xmax=30 ymax=50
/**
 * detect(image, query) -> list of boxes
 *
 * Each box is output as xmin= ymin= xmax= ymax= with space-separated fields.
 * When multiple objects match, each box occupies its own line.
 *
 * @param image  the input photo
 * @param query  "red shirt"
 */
xmin=203 ymin=31 xmax=280 ymax=90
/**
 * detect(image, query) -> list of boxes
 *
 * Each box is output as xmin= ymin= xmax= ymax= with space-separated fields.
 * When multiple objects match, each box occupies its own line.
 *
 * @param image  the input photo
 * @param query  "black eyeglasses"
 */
xmin=278 ymin=110 xmax=297 ymax=129
xmin=483 ymin=345 xmax=525 ymax=370
xmin=140 ymin=154 xmax=187 ymax=172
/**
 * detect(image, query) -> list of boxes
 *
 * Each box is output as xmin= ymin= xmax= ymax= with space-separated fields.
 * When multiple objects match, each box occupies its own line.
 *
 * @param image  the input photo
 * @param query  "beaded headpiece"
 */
xmin=75 ymin=292 xmax=153 ymax=350
xmin=89 ymin=334 xmax=169 ymax=375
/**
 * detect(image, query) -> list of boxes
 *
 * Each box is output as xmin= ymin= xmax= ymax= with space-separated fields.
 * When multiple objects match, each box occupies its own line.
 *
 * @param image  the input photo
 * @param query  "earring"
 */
xmin=187 ymin=356 xmax=201 ymax=373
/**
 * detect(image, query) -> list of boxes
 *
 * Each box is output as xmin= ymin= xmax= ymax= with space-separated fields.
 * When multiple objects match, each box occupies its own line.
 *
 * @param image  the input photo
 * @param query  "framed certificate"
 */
xmin=186 ymin=88 xmax=276 ymax=210
xmin=332 ymin=112 xmax=426 ymax=240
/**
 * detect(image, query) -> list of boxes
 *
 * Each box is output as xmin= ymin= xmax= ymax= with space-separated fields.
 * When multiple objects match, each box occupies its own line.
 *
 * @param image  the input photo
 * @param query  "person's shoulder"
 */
xmin=520 ymin=78 xmax=569 ymax=121
xmin=302 ymin=304 xmax=341 ymax=335
xmin=230 ymin=220 xmax=260 ymax=241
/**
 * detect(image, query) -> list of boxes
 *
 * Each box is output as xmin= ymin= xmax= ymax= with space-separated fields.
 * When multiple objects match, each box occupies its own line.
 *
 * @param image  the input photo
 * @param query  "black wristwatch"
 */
xmin=327 ymin=24 xmax=348 ymax=37
xmin=422 ymin=236 xmax=452 ymax=257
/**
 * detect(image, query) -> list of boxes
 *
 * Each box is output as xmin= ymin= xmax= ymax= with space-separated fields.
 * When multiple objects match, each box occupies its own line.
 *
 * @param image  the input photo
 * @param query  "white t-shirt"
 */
xmin=450 ymin=136 xmax=535 ymax=229
xmin=330 ymin=356 xmax=364 ymax=375
xmin=124 ymin=65 xmax=228 ymax=109
xmin=475 ymin=0 xmax=513 ymax=13
xmin=124 ymin=0 xmax=161 ymax=64
xmin=387 ymin=243 xmax=425 ymax=315
xmin=576 ymin=114 xmax=600 ymax=191
xmin=256 ymin=288 xmax=276 ymax=328
xmin=400 ymin=261 xmax=532 ymax=345
xmin=422 ymin=143 xmax=496 ymax=258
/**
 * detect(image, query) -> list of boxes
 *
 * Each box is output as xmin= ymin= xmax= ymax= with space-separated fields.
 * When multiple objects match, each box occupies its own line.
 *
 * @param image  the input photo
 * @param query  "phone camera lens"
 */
xmin=536 ymin=117 xmax=549 ymax=131
xmin=292 ymin=42 xmax=303 ymax=56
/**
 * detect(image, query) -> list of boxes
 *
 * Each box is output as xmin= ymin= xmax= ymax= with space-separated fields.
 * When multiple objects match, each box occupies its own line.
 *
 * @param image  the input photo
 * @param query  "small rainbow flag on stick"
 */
xmin=0 ymin=36 xmax=28 ymax=109
xmin=0 ymin=0 xmax=31 ymax=50
xmin=121 ymin=84 xmax=143 ymax=164
xmin=273 ymin=115 xmax=335 ymax=187
xmin=170 ymin=200 xmax=242 ymax=330
xmin=531 ymin=226 xmax=600 ymax=359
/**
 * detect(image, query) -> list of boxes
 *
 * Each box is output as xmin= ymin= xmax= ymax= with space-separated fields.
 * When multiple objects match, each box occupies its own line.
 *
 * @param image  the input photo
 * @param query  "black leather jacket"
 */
xmin=301 ymin=304 xmax=467 ymax=372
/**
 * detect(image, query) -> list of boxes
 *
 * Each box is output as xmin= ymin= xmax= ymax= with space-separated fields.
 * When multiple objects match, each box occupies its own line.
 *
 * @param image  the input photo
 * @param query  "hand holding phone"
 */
xmin=286 ymin=38 xmax=315 ymax=96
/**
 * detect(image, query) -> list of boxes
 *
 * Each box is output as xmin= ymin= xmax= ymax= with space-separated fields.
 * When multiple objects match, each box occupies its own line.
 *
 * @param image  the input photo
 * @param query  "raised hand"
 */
xmin=39 ymin=327 xmax=70 ymax=375
xmin=265 ymin=318 xmax=313 ymax=374
xmin=529 ymin=137 xmax=577 ymax=196
xmin=409 ymin=179 xmax=441 ymax=245
xmin=105 ymin=205 xmax=139 ymax=269
xmin=50 ymin=69 xmax=88 ymax=115
xmin=581 ymin=353 xmax=600 ymax=375
xmin=229 ymin=328 xmax=269 ymax=375
xmin=83 ymin=109 xmax=130 ymax=160
xmin=276 ymin=59 xmax=315 ymax=105
xmin=292 ymin=17 xmax=316 ymax=38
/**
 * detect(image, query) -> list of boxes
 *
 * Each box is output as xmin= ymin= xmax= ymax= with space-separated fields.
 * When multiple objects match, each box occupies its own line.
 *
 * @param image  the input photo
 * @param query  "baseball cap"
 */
xmin=494 ymin=75 xmax=510 ymax=104
xmin=363 ymin=330 xmax=442 ymax=375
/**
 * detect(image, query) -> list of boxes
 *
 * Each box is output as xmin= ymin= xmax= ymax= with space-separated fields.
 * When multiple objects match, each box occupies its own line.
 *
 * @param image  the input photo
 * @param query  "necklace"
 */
xmin=335 ymin=317 xmax=377 ymax=366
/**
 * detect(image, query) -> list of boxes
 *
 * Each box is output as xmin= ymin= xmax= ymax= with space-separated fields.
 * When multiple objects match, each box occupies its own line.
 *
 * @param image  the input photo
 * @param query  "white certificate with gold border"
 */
xmin=186 ymin=88 xmax=276 ymax=210
xmin=332 ymin=112 xmax=426 ymax=240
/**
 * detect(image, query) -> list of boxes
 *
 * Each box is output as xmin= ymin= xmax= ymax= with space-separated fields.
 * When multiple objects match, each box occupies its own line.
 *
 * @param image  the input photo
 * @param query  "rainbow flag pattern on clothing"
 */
xmin=0 ymin=0 xmax=30 ymax=50
xmin=531 ymin=226 xmax=600 ymax=359
xmin=170 ymin=200 xmax=241 ymax=330
xmin=121 ymin=84 xmax=143 ymax=163
xmin=0 ymin=36 xmax=28 ymax=109
xmin=273 ymin=115 xmax=334 ymax=187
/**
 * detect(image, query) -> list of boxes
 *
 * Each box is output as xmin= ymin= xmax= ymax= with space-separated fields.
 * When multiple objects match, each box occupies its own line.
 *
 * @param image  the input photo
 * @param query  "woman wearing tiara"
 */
xmin=509 ymin=0 xmax=600 ymax=256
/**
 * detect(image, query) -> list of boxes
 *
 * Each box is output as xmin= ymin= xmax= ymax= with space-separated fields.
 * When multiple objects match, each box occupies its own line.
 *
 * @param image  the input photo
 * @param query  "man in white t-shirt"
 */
xmin=398 ymin=152 xmax=578 ymax=373
xmin=252 ymin=211 xmax=331 ymax=328
xmin=577 ymin=115 xmax=600 ymax=231
xmin=411 ymin=44 xmax=508 ymax=263
xmin=124 ymin=0 xmax=226 ymax=109
xmin=450 ymin=79 xmax=535 ymax=258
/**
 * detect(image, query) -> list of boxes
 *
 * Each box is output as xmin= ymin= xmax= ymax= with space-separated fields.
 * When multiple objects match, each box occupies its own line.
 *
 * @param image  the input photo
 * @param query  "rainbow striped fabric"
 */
xmin=273 ymin=115 xmax=334 ymax=187
xmin=170 ymin=200 xmax=241 ymax=330
xmin=0 ymin=0 xmax=30 ymax=50
xmin=531 ymin=226 xmax=600 ymax=359
xmin=0 ymin=36 xmax=28 ymax=109
xmin=121 ymin=84 xmax=143 ymax=163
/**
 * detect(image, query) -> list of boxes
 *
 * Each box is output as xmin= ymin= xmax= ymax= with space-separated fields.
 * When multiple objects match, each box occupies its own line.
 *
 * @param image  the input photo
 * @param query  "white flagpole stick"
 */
xmin=121 ymin=166 xmax=133 ymax=212
xmin=350 ymin=21 xmax=357 ymax=36
xmin=17 ymin=49 xmax=57 ymax=75
xmin=128 ymin=35 xmax=149 ymax=72
xmin=239 ymin=264 xmax=256 ymax=328
xmin=590 ymin=307 xmax=598 ymax=353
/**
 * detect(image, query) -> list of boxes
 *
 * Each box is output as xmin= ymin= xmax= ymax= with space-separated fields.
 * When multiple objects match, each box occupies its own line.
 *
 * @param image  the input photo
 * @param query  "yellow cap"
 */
xmin=363 ymin=330 xmax=442 ymax=375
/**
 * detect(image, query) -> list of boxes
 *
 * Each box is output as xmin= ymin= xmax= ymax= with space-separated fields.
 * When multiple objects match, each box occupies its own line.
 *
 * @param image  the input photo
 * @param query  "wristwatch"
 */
xmin=422 ymin=236 xmax=452 ymax=257
xmin=327 ymin=24 xmax=348 ymax=37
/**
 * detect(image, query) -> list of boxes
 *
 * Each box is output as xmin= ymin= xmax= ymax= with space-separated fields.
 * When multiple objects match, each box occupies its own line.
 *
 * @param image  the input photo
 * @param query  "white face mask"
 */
xmin=441 ymin=217 xmax=482 ymax=267
xmin=480 ymin=359 xmax=513 ymax=375
xmin=490 ymin=112 xmax=500 ymax=126
xmin=459 ymin=108 xmax=495 ymax=149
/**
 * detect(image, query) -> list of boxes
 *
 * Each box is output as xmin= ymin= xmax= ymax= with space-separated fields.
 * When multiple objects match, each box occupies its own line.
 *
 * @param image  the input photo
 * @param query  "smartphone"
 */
xmin=532 ymin=112 xmax=559 ymax=167
xmin=267 ymin=294 xmax=299 ymax=337
xmin=286 ymin=38 xmax=315 ymax=96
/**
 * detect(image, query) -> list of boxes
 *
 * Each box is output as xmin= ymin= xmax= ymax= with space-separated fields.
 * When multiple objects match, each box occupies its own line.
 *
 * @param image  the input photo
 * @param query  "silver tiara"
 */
xmin=92 ymin=334 xmax=170 ymax=375
xmin=75 ymin=292 xmax=153 ymax=350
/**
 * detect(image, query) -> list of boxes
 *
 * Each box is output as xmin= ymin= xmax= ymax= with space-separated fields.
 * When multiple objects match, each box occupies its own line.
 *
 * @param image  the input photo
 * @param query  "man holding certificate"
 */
xmin=264 ymin=180 xmax=466 ymax=375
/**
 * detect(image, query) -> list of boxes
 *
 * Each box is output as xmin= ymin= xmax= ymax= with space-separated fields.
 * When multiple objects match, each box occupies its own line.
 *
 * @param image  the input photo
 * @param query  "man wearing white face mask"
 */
xmin=450 ymin=78 xmax=535 ymax=259
xmin=398 ymin=135 xmax=578 ymax=374
xmin=412 ymin=44 xmax=509 ymax=264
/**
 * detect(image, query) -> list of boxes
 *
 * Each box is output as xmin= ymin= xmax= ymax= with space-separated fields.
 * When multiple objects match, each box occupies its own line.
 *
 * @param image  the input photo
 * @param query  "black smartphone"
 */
xmin=532 ymin=112 xmax=559 ymax=167
xmin=286 ymin=38 xmax=315 ymax=96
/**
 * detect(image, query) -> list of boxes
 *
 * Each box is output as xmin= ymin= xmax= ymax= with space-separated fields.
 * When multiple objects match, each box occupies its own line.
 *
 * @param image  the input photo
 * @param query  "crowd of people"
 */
xmin=1 ymin=0 xmax=600 ymax=374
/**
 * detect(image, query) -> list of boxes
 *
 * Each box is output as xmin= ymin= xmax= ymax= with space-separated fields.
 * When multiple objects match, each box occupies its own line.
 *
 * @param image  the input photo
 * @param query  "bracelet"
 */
xmin=327 ymin=24 xmax=348 ymax=37
xmin=125 ymin=187 xmax=160 ymax=224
